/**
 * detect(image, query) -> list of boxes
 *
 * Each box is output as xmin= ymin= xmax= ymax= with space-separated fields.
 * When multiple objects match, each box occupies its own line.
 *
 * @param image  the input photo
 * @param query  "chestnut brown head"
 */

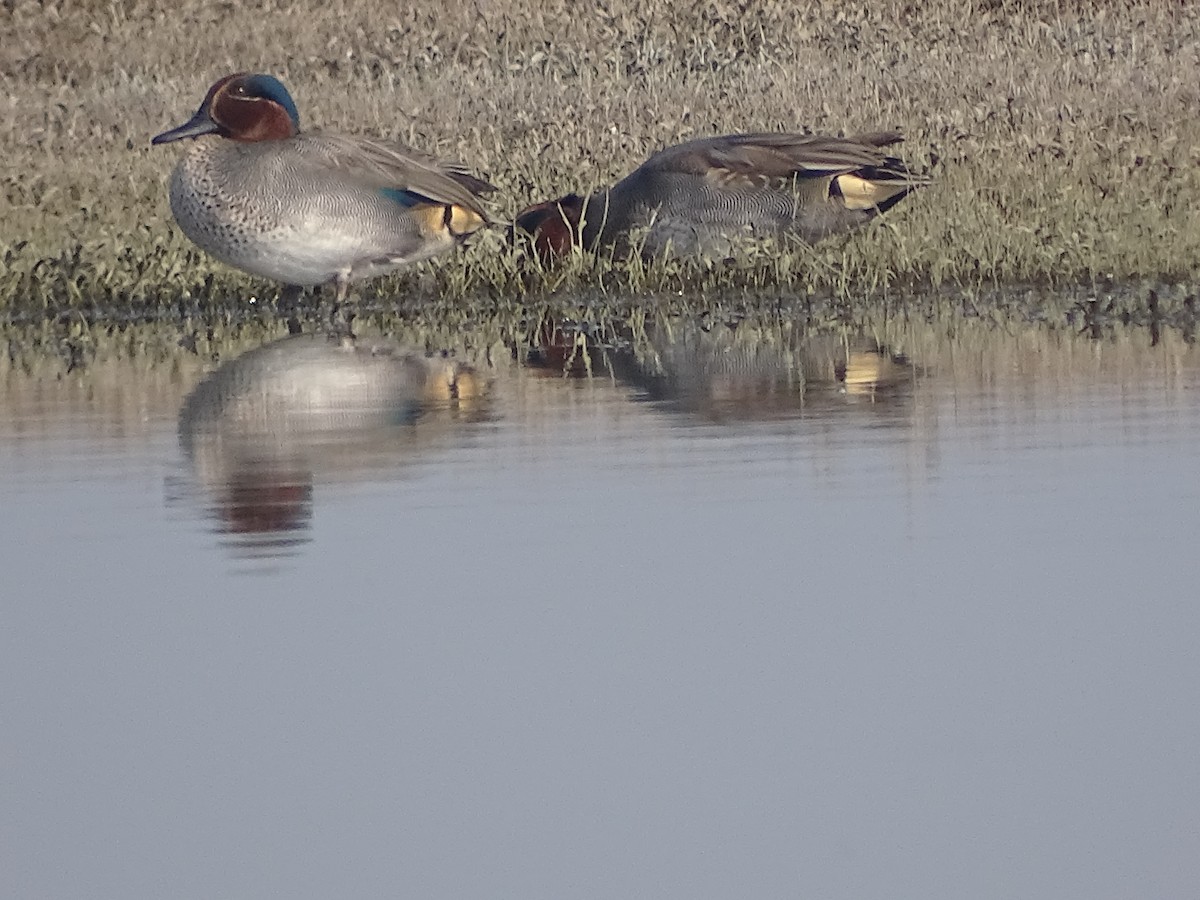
xmin=153 ymin=73 xmax=301 ymax=145
xmin=512 ymin=194 xmax=586 ymax=263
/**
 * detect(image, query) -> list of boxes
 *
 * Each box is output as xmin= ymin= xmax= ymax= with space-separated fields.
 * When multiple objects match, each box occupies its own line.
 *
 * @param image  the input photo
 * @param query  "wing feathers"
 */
xmin=643 ymin=131 xmax=924 ymax=187
xmin=299 ymin=132 xmax=495 ymax=218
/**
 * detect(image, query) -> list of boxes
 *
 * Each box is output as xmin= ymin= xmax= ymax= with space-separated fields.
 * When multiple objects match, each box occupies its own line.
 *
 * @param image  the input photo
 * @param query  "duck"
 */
xmin=152 ymin=73 xmax=495 ymax=307
xmin=514 ymin=131 xmax=928 ymax=261
xmin=178 ymin=329 xmax=485 ymax=547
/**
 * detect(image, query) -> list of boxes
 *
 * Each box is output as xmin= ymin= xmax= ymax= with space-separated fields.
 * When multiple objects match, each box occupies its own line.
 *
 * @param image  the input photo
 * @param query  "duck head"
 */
xmin=152 ymin=73 xmax=301 ymax=145
xmin=512 ymin=194 xmax=586 ymax=263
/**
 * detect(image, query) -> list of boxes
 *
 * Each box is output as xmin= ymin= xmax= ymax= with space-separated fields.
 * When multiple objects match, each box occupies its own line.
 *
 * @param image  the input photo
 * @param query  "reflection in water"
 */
xmin=528 ymin=314 xmax=919 ymax=423
xmin=177 ymin=331 xmax=484 ymax=557
xmin=3 ymin=316 xmax=1200 ymax=900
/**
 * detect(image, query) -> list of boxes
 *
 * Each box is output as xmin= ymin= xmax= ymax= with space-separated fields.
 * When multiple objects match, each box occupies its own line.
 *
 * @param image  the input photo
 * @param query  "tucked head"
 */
xmin=512 ymin=194 xmax=586 ymax=263
xmin=152 ymin=73 xmax=301 ymax=145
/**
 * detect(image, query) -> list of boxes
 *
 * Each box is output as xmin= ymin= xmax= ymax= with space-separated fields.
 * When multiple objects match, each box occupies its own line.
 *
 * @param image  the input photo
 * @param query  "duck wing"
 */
xmin=642 ymin=132 xmax=918 ymax=181
xmin=636 ymin=131 xmax=928 ymax=211
xmin=298 ymin=132 xmax=496 ymax=218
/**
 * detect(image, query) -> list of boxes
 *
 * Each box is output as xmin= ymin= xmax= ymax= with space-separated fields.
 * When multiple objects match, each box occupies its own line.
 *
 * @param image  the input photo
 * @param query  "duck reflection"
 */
xmin=524 ymin=315 xmax=627 ymax=378
xmin=528 ymin=314 xmax=920 ymax=423
xmin=178 ymin=330 xmax=484 ymax=556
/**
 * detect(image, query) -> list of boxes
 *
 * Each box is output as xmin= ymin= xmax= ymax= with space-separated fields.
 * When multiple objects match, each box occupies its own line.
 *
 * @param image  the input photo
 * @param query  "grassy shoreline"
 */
xmin=4 ymin=0 xmax=1200 ymax=316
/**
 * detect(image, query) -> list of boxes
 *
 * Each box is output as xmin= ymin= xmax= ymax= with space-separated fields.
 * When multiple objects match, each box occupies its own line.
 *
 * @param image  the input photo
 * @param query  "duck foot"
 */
xmin=327 ymin=276 xmax=357 ymax=337
xmin=279 ymin=284 xmax=304 ymax=334
xmin=328 ymin=302 xmax=356 ymax=338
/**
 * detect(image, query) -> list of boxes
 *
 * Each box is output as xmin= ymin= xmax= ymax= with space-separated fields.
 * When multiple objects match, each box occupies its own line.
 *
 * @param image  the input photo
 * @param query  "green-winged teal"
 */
xmin=514 ymin=131 xmax=928 ymax=261
xmin=178 ymin=330 xmax=484 ymax=541
xmin=152 ymin=73 xmax=495 ymax=305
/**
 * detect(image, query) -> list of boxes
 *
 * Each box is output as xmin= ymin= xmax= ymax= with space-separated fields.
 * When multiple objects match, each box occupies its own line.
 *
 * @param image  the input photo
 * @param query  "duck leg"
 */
xmin=329 ymin=274 xmax=356 ymax=336
xmin=280 ymin=284 xmax=304 ymax=335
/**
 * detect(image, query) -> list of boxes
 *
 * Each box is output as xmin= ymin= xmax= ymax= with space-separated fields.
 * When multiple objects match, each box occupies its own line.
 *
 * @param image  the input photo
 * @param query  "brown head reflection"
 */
xmin=220 ymin=467 xmax=313 ymax=539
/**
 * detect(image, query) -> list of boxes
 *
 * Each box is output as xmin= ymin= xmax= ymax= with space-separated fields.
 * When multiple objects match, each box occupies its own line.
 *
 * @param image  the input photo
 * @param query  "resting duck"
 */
xmin=515 ymin=131 xmax=928 ymax=260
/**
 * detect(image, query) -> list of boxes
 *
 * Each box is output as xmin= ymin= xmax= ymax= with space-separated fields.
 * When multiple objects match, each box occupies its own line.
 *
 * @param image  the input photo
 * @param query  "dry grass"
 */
xmin=3 ymin=0 xmax=1200 ymax=316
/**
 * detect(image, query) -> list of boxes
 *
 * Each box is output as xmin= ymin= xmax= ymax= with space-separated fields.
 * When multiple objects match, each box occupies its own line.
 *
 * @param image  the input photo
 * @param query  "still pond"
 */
xmin=2 ymin=309 xmax=1198 ymax=900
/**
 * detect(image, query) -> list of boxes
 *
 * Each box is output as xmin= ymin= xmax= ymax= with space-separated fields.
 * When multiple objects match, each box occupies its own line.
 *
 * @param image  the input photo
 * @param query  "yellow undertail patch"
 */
xmin=410 ymin=204 xmax=487 ymax=240
xmin=411 ymin=204 xmax=452 ymax=239
xmin=446 ymin=204 xmax=486 ymax=238
xmin=833 ymin=174 xmax=908 ymax=211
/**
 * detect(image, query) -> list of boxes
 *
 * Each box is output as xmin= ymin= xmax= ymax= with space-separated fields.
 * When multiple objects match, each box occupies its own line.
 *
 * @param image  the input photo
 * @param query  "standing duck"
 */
xmin=152 ymin=73 xmax=494 ymax=306
xmin=514 ymin=131 xmax=928 ymax=261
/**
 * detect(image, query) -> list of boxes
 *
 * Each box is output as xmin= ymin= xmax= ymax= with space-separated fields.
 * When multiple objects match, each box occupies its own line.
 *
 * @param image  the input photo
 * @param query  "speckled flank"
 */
xmin=167 ymin=139 xmax=456 ymax=287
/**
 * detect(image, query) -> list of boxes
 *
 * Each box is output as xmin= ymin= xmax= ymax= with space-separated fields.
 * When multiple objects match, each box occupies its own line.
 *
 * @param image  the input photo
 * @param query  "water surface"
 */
xmin=2 ymin=314 xmax=1198 ymax=900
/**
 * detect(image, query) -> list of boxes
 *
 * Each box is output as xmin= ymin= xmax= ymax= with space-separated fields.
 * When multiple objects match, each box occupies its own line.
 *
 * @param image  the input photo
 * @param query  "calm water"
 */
xmin=2 ymin=314 xmax=1198 ymax=900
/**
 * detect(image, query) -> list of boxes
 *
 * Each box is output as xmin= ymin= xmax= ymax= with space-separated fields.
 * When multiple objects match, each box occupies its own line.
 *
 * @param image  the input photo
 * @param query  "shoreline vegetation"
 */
xmin=4 ymin=309 xmax=1195 ymax=414
xmin=4 ymin=0 xmax=1200 ymax=320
